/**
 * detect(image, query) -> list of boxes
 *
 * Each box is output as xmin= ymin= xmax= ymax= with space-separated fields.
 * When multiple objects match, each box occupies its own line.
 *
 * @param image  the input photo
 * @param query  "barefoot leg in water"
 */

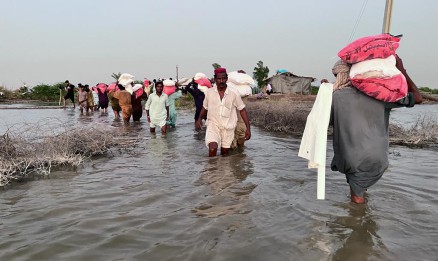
xmin=350 ymin=187 xmax=365 ymax=204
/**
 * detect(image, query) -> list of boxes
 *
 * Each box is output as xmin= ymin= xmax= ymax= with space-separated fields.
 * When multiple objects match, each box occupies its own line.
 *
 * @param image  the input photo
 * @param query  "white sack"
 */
xmin=228 ymin=71 xmax=256 ymax=85
xmin=350 ymin=55 xmax=401 ymax=78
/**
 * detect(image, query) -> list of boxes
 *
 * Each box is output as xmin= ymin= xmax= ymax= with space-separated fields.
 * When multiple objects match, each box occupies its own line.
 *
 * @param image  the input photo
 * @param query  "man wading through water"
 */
xmin=196 ymin=68 xmax=251 ymax=157
xmin=145 ymin=81 xmax=169 ymax=134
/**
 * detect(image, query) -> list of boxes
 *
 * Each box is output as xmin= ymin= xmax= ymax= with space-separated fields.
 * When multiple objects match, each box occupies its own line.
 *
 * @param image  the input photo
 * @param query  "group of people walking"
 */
xmin=60 ymin=68 xmax=252 ymax=157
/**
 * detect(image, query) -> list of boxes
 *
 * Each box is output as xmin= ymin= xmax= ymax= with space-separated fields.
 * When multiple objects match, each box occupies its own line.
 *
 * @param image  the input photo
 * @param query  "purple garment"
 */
xmin=98 ymin=90 xmax=109 ymax=107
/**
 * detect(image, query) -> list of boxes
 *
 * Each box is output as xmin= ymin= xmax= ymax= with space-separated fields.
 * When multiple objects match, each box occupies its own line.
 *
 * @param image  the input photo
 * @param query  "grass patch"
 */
xmin=175 ymin=93 xmax=195 ymax=109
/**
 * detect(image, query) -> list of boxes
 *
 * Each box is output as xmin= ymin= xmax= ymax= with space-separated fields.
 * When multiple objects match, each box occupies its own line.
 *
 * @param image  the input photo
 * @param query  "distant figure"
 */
xmin=266 ymin=83 xmax=273 ymax=95
xmin=145 ymin=81 xmax=169 ymax=134
xmin=97 ymin=84 xmax=109 ymax=113
xmin=85 ymin=84 xmax=94 ymax=112
xmin=196 ymin=67 xmax=251 ymax=157
xmin=110 ymin=84 xmax=133 ymax=123
xmin=64 ymin=80 xmax=76 ymax=108
xmin=108 ymin=83 xmax=121 ymax=119
xmin=185 ymin=79 xmax=206 ymax=126
xmin=143 ymin=79 xmax=151 ymax=96
xmin=330 ymin=55 xmax=422 ymax=204
xmin=77 ymin=84 xmax=88 ymax=114
xmin=167 ymin=88 xmax=182 ymax=128
xmin=320 ymin=79 xmax=329 ymax=84
xmin=131 ymin=84 xmax=147 ymax=122
xmin=91 ymin=86 xmax=100 ymax=111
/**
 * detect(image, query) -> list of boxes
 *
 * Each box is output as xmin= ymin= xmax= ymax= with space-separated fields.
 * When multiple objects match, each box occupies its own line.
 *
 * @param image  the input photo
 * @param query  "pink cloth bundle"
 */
xmin=132 ymin=84 xmax=144 ymax=99
xmin=338 ymin=34 xmax=401 ymax=64
xmin=163 ymin=86 xmax=176 ymax=96
xmin=134 ymin=88 xmax=144 ymax=99
xmin=351 ymin=74 xmax=407 ymax=102
xmin=96 ymin=83 xmax=107 ymax=93
xmin=350 ymin=55 xmax=408 ymax=102
xmin=107 ymin=83 xmax=119 ymax=92
xmin=195 ymin=78 xmax=212 ymax=88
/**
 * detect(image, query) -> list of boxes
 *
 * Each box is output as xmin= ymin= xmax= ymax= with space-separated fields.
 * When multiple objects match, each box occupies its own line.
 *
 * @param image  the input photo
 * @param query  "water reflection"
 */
xmin=193 ymin=153 xmax=256 ymax=217
xmin=329 ymin=204 xmax=391 ymax=261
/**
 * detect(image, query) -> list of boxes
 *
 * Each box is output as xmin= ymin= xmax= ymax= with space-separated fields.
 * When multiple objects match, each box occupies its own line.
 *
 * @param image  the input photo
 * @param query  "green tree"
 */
xmin=111 ymin=72 xmax=122 ymax=82
xmin=29 ymin=83 xmax=60 ymax=101
xmin=212 ymin=63 xmax=221 ymax=70
xmin=253 ymin=61 xmax=269 ymax=87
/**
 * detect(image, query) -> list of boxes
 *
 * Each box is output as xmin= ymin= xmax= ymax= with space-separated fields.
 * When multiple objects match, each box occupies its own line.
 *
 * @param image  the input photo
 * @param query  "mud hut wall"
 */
xmin=268 ymin=75 xmax=312 ymax=94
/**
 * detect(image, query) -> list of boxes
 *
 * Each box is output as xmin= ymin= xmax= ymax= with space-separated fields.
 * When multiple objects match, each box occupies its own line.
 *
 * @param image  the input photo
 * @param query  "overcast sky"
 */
xmin=1 ymin=0 xmax=436 ymax=89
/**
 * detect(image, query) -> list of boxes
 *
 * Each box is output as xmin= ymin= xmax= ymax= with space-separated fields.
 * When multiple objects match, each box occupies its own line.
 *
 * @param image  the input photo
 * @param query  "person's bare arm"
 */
xmin=395 ymin=54 xmax=422 ymax=104
xmin=196 ymin=108 xmax=207 ymax=129
xmin=239 ymin=108 xmax=251 ymax=140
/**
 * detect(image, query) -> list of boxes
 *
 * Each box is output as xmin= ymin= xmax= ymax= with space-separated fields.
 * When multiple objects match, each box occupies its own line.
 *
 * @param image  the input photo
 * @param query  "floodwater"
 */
xmin=1 ymin=104 xmax=437 ymax=261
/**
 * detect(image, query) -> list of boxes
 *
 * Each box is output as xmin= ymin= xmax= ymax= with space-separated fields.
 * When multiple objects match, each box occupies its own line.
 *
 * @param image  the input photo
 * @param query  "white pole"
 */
xmin=317 ymin=166 xmax=325 ymax=200
xmin=382 ymin=0 xmax=394 ymax=33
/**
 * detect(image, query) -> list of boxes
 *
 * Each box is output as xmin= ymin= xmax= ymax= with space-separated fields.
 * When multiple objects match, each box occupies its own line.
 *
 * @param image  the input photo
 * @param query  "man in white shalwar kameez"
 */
xmin=145 ymin=81 xmax=169 ymax=134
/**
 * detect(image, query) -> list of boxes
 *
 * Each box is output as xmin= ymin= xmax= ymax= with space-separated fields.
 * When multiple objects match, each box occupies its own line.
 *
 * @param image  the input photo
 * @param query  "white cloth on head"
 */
xmin=194 ymin=72 xmax=207 ymax=80
xmin=118 ymin=73 xmax=135 ymax=94
xmin=227 ymin=82 xmax=252 ymax=97
xmin=163 ymin=79 xmax=175 ymax=87
xmin=228 ymin=71 xmax=256 ymax=85
xmin=132 ymin=84 xmax=143 ymax=92
xmin=118 ymin=73 xmax=134 ymax=86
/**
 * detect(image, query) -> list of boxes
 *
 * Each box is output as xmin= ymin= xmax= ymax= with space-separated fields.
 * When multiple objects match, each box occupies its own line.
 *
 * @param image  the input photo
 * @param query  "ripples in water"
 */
xmin=1 ymin=107 xmax=438 ymax=260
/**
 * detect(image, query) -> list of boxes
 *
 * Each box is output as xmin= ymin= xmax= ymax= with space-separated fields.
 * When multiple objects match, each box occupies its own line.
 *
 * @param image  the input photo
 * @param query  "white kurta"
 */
xmin=145 ymin=93 xmax=169 ymax=125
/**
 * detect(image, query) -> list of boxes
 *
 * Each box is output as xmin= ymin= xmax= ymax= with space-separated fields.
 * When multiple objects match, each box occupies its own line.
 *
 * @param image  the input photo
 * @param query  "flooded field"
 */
xmin=1 ymin=105 xmax=437 ymax=260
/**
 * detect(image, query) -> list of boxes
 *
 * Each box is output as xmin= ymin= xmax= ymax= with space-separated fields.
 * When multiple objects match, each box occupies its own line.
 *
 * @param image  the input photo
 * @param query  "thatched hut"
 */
xmin=265 ymin=72 xmax=315 ymax=94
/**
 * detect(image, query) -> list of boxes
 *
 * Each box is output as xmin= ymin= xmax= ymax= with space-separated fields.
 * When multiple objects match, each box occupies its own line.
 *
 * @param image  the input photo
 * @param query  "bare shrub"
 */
xmin=247 ymin=100 xmax=438 ymax=149
xmin=0 ymin=123 xmax=134 ymax=187
xmin=390 ymin=116 xmax=438 ymax=148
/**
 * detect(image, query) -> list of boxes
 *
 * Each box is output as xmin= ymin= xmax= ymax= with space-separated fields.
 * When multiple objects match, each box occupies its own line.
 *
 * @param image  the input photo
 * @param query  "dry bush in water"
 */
xmin=246 ymin=100 xmax=311 ymax=135
xmin=389 ymin=116 xmax=438 ymax=148
xmin=247 ymin=100 xmax=438 ymax=148
xmin=0 ymin=123 xmax=130 ymax=187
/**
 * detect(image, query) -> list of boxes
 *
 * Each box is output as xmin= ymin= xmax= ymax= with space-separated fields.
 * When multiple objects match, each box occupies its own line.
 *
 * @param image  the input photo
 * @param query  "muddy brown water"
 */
xmin=1 ymin=105 xmax=437 ymax=260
